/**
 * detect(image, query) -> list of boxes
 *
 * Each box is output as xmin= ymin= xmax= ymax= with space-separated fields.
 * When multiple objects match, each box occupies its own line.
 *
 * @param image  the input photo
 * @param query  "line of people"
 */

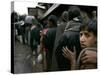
xmin=13 ymin=5 xmax=97 ymax=72
xmin=39 ymin=6 xmax=97 ymax=71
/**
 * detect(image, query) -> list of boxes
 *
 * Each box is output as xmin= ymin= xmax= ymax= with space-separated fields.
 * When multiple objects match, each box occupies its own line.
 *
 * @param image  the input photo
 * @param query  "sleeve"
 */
xmin=30 ymin=29 xmax=37 ymax=50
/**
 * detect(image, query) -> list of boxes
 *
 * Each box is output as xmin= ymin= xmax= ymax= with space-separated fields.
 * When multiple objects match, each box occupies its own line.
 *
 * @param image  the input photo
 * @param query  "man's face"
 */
xmin=80 ymin=30 xmax=97 ymax=49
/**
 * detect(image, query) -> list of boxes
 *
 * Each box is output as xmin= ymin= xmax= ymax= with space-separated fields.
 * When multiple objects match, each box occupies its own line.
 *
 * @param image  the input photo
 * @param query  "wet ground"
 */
xmin=14 ymin=41 xmax=43 ymax=74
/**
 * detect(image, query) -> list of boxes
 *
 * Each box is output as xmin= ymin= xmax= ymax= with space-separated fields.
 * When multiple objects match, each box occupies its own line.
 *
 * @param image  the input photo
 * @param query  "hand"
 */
xmin=62 ymin=46 xmax=76 ymax=61
xmin=40 ymin=31 xmax=44 ymax=36
xmin=81 ymin=50 xmax=97 ymax=64
xmin=62 ymin=46 xmax=76 ymax=70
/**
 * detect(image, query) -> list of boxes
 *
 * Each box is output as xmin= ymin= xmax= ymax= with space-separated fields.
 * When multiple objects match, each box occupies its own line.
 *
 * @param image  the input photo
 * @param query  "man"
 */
xmin=51 ymin=11 xmax=68 ymax=71
xmin=55 ymin=6 xmax=82 ymax=70
xmin=44 ymin=15 xmax=58 ymax=71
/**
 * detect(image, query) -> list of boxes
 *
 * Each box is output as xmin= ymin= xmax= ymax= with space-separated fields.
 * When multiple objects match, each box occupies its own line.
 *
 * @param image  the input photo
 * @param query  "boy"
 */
xmin=62 ymin=20 xmax=97 ymax=70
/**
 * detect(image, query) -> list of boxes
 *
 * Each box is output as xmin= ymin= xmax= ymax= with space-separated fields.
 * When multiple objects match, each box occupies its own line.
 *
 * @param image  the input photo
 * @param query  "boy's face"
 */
xmin=80 ymin=30 xmax=97 ymax=49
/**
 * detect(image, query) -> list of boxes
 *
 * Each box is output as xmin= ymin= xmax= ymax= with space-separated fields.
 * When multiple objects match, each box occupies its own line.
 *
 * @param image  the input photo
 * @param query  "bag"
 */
xmin=37 ymin=53 xmax=43 ymax=63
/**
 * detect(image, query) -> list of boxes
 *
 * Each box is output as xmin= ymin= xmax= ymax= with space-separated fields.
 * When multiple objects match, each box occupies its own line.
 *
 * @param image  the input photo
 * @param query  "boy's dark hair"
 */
xmin=48 ymin=15 xmax=58 ymax=27
xmin=68 ymin=6 xmax=81 ymax=20
xmin=80 ymin=20 xmax=97 ymax=36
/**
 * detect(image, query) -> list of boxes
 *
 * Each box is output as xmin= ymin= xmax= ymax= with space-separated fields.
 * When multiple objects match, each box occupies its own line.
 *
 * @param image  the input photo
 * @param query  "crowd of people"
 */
xmin=12 ymin=5 xmax=97 ymax=72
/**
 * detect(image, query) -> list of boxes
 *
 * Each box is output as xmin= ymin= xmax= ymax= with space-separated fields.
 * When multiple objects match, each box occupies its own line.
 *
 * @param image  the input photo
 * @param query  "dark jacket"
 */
xmin=51 ymin=22 xmax=67 ymax=71
xmin=55 ymin=20 xmax=81 ymax=70
xmin=45 ymin=27 xmax=57 ymax=53
xmin=30 ymin=26 xmax=41 ymax=50
xmin=44 ymin=27 xmax=57 ymax=71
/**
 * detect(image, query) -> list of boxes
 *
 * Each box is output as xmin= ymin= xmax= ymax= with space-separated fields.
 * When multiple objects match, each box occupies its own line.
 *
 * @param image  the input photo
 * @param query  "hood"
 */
xmin=64 ymin=20 xmax=81 ymax=32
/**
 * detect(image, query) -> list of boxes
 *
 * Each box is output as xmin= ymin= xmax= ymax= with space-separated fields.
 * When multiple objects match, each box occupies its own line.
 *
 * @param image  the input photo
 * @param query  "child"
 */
xmin=62 ymin=20 xmax=97 ymax=70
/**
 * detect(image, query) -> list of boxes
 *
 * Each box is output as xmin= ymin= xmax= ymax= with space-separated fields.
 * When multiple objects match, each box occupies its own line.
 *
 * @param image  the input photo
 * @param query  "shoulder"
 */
xmin=47 ymin=27 xmax=57 ymax=34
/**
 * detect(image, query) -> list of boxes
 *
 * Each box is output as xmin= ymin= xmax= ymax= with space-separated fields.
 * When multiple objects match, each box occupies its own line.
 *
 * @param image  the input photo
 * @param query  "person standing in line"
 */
xmin=55 ymin=6 xmax=82 ymax=71
xmin=51 ymin=11 xmax=69 ymax=71
xmin=44 ymin=15 xmax=58 ymax=71
xmin=30 ymin=18 xmax=42 ymax=65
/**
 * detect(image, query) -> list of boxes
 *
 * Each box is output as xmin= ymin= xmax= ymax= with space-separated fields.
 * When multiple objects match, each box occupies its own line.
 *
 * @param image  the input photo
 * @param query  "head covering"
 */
xmin=61 ymin=11 xmax=68 ymax=22
xmin=68 ymin=6 xmax=81 ymax=21
xmin=48 ymin=15 xmax=57 ymax=27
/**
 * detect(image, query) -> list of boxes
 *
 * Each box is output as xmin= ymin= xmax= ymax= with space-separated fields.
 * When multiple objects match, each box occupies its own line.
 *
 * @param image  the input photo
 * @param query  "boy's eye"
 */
xmin=80 ymin=33 xmax=82 ymax=37
xmin=84 ymin=33 xmax=90 ymax=37
xmin=80 ymin=31 xmax=91 ymax=38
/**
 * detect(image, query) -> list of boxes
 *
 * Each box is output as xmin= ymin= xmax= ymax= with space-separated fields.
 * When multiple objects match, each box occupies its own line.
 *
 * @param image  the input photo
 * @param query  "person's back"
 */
xmin=55 ymin=20 xmax=81 ymax=70
xmin=44 ymin=15 xmax=57 ymax=71
xmin=55 ymin=6 xmax=82 ymax=70
xmin=30 ymin=26 xmax=41 ymax=49
xmin=45 ymin=27 xmax=57 ymax=52
xmin=51 ymin=11 xmax=68 ymax=71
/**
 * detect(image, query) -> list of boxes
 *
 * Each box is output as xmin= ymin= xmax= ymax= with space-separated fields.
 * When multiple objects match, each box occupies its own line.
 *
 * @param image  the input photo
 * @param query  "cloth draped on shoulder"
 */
xmin=76 ymin=47 xmax=97 ymax=69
